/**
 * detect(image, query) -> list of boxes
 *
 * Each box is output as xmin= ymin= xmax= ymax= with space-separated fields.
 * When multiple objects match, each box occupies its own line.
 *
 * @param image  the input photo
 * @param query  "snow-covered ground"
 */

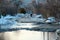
xmin=45 ymin=17 xmax=56 ymax=23
xmin=0 ymin=13 xmax=46 ymax=24
xmin=0 ymin=14 xmax=45 ymax=29
xmin=0 ymin=14 xmax=59 ymax=40
xmin=0 ymin=13 xmax=59 ymax=30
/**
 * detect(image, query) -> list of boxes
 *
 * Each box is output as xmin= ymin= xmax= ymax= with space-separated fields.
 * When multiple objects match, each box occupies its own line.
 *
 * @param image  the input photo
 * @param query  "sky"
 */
xmin=23 ymin=0 xmax=46 ymax=5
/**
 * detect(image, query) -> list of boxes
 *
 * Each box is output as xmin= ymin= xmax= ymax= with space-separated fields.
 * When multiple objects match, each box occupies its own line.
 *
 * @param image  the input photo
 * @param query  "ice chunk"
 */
xmin=32 ymin=14 xmax=43 ymax=18
xmin=35 ymin=14 xmax=43 ymax=18
xmin=24 ymin=13 xmax=31 ymax=18
xmin=16 ymin=13 xmax=25 ymax=18
xmin=45 ymin=17 xmax=56 ymax=23
xmin=4 ymin=15 xmax=16 ymax=20
xmin=32 ymin=14 xmax=37 ymax=18
xmin=0 ymin=15 xmax=17 ymax=25
xmin=31 ymin=17 xmax=46 ymax=23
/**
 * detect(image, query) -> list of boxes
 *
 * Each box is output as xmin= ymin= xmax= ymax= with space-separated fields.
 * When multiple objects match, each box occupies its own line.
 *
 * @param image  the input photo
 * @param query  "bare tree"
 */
xmin=46 ymin=0 xmax=60 ymax=19
xmin=31 ymin=0 xmax=42 ymax=14
xmin=0 ymin=0 xmax=23 ymax=16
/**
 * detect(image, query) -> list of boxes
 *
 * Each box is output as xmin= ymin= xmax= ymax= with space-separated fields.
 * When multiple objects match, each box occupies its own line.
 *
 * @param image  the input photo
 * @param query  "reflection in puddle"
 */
xmin=0 ymin=30 xmax=43 ymax=40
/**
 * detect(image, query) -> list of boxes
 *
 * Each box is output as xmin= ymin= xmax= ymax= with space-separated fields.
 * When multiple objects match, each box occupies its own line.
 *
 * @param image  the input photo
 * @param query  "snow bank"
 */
xmin=0 ymin=14 xmax=46 ymax=29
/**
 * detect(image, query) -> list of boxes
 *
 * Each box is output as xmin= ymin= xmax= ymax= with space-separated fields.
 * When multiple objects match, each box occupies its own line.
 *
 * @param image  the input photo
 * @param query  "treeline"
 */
xmin=30 ymin=0 xmax=60 ymax=19
xmin=0 ymin=0 xmax=23 ymax=16
xmin=0 ymin=0 xmax=60 ymax=19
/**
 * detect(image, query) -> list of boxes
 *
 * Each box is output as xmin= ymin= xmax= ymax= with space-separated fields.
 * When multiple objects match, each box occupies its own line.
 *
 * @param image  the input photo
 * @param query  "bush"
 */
xmin=18 ymin=8 xmax=26 ymax=14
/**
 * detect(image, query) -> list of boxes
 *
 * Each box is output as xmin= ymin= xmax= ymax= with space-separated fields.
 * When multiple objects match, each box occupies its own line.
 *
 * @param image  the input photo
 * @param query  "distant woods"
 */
xmin=32 ymin=0 xmax=60 ymax=19
xmin=0 ymin=0 xmax=60 ymax=19
xmin=44 ymin=0 xmax=60 ymax=19
xmin=0 ymin=0 xmax=25 ymax=16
